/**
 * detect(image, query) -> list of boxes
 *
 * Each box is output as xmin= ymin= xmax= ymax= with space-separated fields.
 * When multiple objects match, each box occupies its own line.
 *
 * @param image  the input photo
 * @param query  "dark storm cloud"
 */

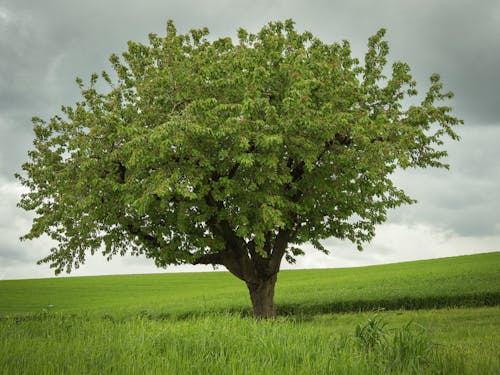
xmin=0 ymin=5 xmax=72 ymax=176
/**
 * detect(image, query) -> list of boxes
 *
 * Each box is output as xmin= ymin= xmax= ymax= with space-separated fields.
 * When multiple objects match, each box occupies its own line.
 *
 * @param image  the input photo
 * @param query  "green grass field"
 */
xmin=1 ymin=252 xmax=499 ymax=374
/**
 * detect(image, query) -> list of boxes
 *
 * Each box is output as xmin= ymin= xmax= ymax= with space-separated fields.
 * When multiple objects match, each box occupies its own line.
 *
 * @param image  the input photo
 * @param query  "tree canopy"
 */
xmin=17 ymin=20 xmax=461 ymax=318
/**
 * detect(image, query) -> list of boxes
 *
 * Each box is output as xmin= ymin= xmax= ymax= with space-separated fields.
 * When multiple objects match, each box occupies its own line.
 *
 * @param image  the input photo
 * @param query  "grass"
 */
xmin=0 ymin=252 xmax=498 ymax=317
xmin=1 ymin=307 xmax=499 ymax=374
xmin=0 ymin=252 xmax=499 ymax=374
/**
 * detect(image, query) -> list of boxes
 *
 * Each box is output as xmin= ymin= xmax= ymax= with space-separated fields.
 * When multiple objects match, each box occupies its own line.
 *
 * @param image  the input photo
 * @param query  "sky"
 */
xmin=0 ymin=0 xmax=499 ymax=280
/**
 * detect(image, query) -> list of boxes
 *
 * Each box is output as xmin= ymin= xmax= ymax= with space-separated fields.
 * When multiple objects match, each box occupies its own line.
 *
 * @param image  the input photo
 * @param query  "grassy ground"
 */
xmin=0 ymin=252 xmax=499 ymax=374
xmin=1 ymin=307 xmax=499 ymax=374
xmin=1 ymin=252 xmax=498 ymax=317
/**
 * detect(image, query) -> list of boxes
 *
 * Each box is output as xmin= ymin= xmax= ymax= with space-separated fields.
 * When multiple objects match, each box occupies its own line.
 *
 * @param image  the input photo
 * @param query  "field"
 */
xmin=1 ymin=252 xmax=499 ymax=374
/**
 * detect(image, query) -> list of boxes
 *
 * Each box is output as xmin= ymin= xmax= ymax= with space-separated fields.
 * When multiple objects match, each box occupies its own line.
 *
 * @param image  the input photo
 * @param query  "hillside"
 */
xmin=1 ymin=252 xmax=498 ymax=317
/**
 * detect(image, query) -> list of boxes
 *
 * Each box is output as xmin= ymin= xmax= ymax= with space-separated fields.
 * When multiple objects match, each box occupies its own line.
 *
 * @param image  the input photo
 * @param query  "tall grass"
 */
xmin=2 ymin=310 xmax=494 ymax=375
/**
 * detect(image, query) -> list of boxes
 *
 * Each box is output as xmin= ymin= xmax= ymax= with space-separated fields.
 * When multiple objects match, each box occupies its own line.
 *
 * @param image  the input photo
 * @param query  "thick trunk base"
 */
xmin=246 ymin=274 xmax=277 ymax=319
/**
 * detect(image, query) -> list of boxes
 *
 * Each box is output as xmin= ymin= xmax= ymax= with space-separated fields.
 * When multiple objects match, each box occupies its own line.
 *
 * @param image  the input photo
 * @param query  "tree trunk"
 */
xmin=246 ymin=274 xmax=277 ymax=319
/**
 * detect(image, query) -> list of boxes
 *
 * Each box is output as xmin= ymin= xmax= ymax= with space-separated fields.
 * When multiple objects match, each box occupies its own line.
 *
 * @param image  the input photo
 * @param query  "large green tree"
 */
xmin=18 ymin=20 xmax=461 ymax=318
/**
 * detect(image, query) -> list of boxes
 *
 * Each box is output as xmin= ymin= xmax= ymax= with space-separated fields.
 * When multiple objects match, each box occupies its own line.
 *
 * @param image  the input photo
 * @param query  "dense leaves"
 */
xmin=18 ymin=20 xmax=460 ymax=296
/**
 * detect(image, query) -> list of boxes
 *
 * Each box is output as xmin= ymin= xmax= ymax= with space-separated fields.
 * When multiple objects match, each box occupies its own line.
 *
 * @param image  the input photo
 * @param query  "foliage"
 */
xmin=16 ymin=19 xmax=461 ymax=317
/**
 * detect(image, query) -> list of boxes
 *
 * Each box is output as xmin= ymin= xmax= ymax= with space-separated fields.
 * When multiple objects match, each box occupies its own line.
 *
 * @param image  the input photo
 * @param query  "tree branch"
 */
xmin=124 ymin=222 xmax=160 ymax=249
xmin=287 ymin=133 xmax=351 ymax=187
xmin=227 ymin=162 xmax=240 ymax=179
xmin=116 ymin=161 xmax=126 ymax=183
xmin=193 ymin=252 xmax=223 ymax=265
xmin=269 ymin=229 xmax=291 ymax=274
xmin=334 ymin=133 xmax=352 ymax=147
xmin=248 ymin=239 xmax=272 ymax=277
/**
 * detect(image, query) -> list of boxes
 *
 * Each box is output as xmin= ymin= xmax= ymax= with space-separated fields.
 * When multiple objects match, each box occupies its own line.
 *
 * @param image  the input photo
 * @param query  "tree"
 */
xmin=17 ymin=20 xmax=461 ymax=318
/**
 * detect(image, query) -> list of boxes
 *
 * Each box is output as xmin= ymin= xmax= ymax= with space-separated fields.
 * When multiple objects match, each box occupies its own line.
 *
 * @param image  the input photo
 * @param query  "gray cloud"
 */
xmin=0 ymin=240 xmax=29 ymax=266
xmin=388 ymin=125 xmax=500 ymax=237
xmin=288 ymin=0 xmax=500 ymax=125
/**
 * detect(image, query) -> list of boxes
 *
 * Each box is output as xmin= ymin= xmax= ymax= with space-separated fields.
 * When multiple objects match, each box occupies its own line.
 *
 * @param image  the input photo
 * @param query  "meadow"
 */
xmin=1 ymin=252 xmax=499 ymax=374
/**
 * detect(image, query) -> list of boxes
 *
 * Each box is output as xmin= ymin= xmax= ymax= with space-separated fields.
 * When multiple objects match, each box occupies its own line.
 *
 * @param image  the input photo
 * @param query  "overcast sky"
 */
xmin=1 ymin=0 xmax=499 ymax=280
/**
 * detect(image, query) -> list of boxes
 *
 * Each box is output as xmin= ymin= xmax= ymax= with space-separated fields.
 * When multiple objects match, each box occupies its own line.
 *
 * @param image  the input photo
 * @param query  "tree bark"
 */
xmin=246 ymin=274 xmax=278 ymax=319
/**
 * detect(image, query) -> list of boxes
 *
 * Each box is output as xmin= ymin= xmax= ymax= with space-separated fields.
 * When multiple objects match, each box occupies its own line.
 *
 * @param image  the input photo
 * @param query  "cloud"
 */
xmin=0 ymin=7 xmax=10 ymax=23
xmin=0 ymin=179 xmax=49 ymax=279
xmin=389 ymin=125 xmax=500 ymax=237
xmin=287 ymin=223 xmax=499 ymax=271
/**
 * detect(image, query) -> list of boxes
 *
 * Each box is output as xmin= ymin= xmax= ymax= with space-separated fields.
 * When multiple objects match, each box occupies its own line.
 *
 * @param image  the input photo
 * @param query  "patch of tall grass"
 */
xmin=2 ymin=311 xmax=493 ymax=374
